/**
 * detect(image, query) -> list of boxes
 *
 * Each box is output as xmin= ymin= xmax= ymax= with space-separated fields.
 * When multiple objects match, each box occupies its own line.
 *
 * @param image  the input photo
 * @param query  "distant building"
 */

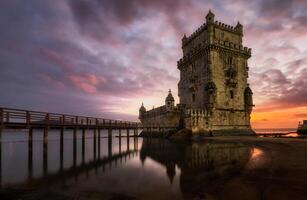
xmin=139 ymin=10 xmax=254 ymax=136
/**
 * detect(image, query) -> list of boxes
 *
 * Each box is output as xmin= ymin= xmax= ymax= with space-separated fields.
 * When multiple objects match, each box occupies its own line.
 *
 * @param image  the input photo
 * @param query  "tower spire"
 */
xmin=206 ymin=9 xmax=215 ymax=24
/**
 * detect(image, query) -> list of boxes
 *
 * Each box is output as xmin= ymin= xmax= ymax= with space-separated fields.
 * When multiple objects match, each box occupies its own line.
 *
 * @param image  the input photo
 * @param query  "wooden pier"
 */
xmin=0 ymin=107 xmax=145 ymax=187
xmin=0 ymin=107 xmax=141 ymax=130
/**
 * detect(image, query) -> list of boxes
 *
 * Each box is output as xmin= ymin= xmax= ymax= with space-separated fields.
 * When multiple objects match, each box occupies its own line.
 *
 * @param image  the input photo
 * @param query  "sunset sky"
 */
xmin=1 ymin=0 xmax=307 ymax=128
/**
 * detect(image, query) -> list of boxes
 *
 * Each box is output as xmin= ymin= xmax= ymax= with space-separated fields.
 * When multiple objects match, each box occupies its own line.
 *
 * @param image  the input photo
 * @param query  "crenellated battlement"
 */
xmin=182 ymin=23 xmax=207 ymax=46
xmin=177 ymin=40 xmax=251 ymax=69
xmin=140 ymin=104 xmax=182 ymax=119
xmin=182 ymin=16 xmax=243 ymax=48
xmin=214 ymin=20 xmax=242 ymax=34
xmin=142 ymin=105 xmax=167 ymax=118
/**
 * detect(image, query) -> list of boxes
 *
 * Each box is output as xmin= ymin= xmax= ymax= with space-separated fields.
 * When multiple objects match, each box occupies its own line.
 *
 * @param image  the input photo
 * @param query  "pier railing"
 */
xmin=0 ymin=107 xmax=141 ymax=129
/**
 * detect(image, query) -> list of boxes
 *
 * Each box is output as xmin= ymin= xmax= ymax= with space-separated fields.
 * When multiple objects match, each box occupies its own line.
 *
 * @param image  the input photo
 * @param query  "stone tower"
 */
xmin=177 ymin=10 xmax=254 ymax=135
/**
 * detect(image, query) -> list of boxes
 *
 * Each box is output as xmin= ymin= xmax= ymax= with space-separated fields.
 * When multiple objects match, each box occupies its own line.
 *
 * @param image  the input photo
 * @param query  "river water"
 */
xmin=0 ymin=129 xmax=307 ymax=200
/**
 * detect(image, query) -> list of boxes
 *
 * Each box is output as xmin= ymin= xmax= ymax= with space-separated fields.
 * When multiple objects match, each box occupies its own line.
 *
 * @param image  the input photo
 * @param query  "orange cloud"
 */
xmin=251 ymin=106 xmax=307 ymax=129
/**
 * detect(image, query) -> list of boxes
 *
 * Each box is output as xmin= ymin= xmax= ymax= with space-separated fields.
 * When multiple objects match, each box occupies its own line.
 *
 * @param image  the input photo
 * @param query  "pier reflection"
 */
xmin=0 ymin=128 xmax=139 ymax=188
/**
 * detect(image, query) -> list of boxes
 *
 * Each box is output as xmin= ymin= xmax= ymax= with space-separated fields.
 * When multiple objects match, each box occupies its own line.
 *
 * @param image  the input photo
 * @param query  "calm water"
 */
xmin=0 ymin=129 xmax=307 ymax=200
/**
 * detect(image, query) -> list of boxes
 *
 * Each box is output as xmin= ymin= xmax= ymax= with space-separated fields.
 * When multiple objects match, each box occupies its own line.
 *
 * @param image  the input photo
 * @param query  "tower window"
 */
xmin=190 ymin=64 xmax=195 ymax=72
xmin=227 ymin=57 xmax=233 ymax=65
xmin=230 ymin=90 xmax=234 ymax=99
xmin=192 ymin=94 xmax=196 ymax=102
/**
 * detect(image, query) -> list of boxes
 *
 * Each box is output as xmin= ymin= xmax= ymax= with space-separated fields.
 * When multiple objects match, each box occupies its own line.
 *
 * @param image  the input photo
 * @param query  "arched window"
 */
xmin=227 ymin=57 xmax=233 ymax=65
xmin=230 ymin=90 xmax=234 ymax=99
xmin=192 ymin=94 xmax=196 ymax=102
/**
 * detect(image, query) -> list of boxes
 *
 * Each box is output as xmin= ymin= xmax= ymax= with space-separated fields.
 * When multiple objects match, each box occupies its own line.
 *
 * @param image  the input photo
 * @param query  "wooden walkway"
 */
xmin=0 ymin=107 xmax=140 ymax=130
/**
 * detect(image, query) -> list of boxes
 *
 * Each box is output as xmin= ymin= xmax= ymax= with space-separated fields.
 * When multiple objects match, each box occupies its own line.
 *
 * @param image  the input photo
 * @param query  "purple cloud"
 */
xmin=1 ymin=0 xmax=307 ymax=122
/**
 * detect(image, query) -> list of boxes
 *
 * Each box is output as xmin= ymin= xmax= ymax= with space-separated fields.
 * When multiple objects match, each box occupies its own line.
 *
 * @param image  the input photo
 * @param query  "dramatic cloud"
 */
xmin=1 ymin=0 xmax=307 ymax=127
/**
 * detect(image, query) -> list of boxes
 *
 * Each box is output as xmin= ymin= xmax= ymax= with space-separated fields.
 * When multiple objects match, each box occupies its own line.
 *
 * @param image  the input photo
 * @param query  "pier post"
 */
xmin=73 ymin=128 xmax=77 ymax=168
xmin=136 ymin=135 xmax=138 ymax=151
xmin=28 ymin=128 xmax=33 ymax=178
xmin=60 ymin=128 xmax=64 ymax=171
xmin=98 ymin=129 xmax=101 ymax=159
xmin=26 ymin=111 xmax=31 ymax=128
xmin=108 ymin=129 xmax=112 ymax=157
xmin=134 ymin=129 xmax=138 ymax=151
xmin=0 ymin=108 xmax=3 ymax=130
xmin=93 ymin=128 xmax=97 ymax=161
xmin=46 ymin=113 xmax=49 ymax=129
xmin=6 ymin=111 xmax=9 ymax=123
xmin=119 ymin=129 xmax=122 ymax=153
xmin=43 ymin=127 xmax=48 ymax=175
xmin=0 ymin=127 xmax=2 ymax=187
xmin=127 ymin=129 xmax=130 ymax=151
xmin=82 ymin=128 xmax=85 ymax=164
xmin=62 ymin=115 xmax=66 ymax=128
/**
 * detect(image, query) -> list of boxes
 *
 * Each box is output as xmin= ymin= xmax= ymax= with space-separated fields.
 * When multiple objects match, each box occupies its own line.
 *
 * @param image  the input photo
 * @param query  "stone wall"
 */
xmin=140 ymin=111 xmax=181 ymax=128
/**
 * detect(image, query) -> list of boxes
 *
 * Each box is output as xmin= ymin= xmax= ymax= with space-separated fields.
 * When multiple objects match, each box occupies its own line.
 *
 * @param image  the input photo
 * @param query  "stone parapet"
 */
xmin=182 ymin=20 xmax=243 ymax=47
xmin=177 ymin=41 xmax=251 ymax=69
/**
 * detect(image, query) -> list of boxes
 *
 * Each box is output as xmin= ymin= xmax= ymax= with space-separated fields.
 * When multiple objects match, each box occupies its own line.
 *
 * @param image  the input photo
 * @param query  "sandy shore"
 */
xmin=194 ymin=136 xmax=307 ymax=200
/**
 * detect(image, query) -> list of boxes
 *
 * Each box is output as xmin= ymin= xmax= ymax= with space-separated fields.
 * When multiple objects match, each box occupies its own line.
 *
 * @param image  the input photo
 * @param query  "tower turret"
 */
xmin=235 ymin=21 xmax=243 ymax=35
xmin=206 ymin=9 xmax=215 ymax=24
xmin=165 ymin=89 xmax=175 ymax=111
xmin=244 ymin=86 xmax=254 ymax=114
xmin=139 ymin=103 xmax=146 ymax=119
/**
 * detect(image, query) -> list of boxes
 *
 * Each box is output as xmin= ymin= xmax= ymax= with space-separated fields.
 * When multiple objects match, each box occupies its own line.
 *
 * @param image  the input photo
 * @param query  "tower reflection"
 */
xmin=140 ymin=138 xmax=252 ymax=199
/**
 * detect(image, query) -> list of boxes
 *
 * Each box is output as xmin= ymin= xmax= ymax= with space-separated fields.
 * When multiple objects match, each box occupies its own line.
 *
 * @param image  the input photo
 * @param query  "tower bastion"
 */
xmin=139 ymin=10 xmax=254 ymax=136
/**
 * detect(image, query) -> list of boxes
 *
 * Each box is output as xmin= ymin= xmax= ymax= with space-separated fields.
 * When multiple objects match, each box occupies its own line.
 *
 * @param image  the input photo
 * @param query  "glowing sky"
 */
xmin=1 ymin=0 xmax=307 ymax=128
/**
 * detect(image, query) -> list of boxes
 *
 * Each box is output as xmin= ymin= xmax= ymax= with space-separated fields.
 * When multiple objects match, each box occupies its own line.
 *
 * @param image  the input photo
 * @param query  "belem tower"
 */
xmin=139 ymin=10 xmax=255 ymax=136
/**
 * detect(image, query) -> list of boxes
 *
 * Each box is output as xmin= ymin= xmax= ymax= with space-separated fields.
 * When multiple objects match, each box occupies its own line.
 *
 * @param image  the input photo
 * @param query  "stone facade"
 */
xmin=139 ymin=90 xmax=183 ymax=133
xmin=139 ymin=10 xmax=254 ymax=136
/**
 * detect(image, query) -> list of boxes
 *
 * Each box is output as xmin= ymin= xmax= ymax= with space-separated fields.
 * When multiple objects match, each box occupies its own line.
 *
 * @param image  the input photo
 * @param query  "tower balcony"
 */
xmin=189 ymin=84 xmax=196 ymax=91
xmin=225 ymin=79 xmax=237 ymax=88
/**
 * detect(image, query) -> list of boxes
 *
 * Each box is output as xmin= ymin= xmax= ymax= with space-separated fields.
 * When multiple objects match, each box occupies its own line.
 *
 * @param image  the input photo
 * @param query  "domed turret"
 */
xmin=139 ymin=103 xmax=146 ymax=119
xmin=139 ymin=102 xmax=146 ymax=112
xmin=165 ymin=89 xmax=175 ymax=102
xmin=206 ymin=9 xmax=215 ymax=24
xmin=244 ymin=85 xmax=254 ymax=113
xmin=165 ymin=89 xmax=175 ymax=111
